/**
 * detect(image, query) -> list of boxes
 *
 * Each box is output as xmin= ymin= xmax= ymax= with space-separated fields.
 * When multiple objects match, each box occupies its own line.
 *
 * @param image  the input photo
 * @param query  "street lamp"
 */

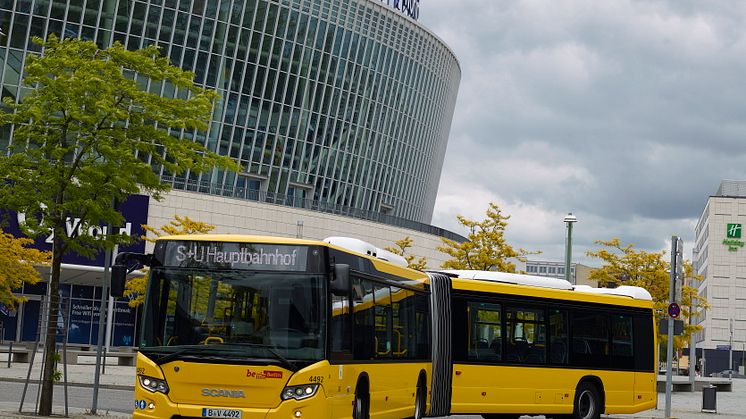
xmin=564 ymin=212 xmax=578 ymax=284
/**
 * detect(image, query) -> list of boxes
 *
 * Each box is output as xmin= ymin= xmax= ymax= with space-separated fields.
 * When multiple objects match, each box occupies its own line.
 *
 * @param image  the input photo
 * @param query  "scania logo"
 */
xmin=201 ymin=388 xmax=246 ymax=398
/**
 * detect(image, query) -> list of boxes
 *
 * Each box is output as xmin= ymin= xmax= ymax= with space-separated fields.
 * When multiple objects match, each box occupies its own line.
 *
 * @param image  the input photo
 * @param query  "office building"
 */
xmin=692 ymin=180 xmax=746 ymax=374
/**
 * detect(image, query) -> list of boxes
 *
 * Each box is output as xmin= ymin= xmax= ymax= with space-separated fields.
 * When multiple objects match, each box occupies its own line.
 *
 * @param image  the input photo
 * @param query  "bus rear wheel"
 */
xmin=572 ymin=382 xmax=601 ymax=419
xmin=353 ymin=384 xmax=370 ymax=419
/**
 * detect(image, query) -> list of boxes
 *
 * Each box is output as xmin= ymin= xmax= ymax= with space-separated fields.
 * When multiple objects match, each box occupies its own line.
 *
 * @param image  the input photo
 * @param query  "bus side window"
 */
xmin=466 ymin=302 xmax=502 ymax=363
xmin=571 ymin=311 xmax=609 ymax=367
xmin=413 ymin=292 xmax=430 ymax=359
xmin=373 ymin=284 xmax=392 ymax=358
xmin=353 ymin=277 xmax=376 ymax=360
xmin=612 ymin=314 xmax=634 ymax=369
xmin=505 ymin=306 xmax=545 ymax=364
xmin=330 ymin=291 xmax=352 ymax=360
xmin=549 ymin=309 xmax=568 ymax=364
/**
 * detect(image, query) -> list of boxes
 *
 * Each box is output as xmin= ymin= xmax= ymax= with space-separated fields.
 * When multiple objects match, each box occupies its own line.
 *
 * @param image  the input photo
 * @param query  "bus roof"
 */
xmin=436 ymin=269 xmax=653 ymax=306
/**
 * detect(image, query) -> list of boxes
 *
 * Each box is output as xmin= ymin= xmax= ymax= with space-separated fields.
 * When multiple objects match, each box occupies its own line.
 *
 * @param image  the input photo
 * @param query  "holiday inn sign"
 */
xmin=723 ymin=223 xmax=745 ymax=251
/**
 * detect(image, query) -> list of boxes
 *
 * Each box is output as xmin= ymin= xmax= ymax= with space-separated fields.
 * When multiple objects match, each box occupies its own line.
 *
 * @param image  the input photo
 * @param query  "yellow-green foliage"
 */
xmin=0 ymin=229 xmax=51 ymax=309
xmin=385 ymin=236 xmax=428 ymax=271
xmin=438 ymin=202 xmax=537 ymax=272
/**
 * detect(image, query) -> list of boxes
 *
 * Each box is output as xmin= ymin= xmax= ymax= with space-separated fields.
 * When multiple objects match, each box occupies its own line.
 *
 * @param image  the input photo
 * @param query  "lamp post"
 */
xmin=564 ymin=213 xmax=577 ymax=284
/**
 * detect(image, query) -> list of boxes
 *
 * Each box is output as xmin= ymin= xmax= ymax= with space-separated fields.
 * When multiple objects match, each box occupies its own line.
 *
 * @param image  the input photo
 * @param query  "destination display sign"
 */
xmin=160 ymin=241 xmax=316 ymax=272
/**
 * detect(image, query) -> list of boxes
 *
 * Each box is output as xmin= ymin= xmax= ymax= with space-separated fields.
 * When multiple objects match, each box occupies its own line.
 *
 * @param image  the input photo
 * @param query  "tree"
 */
xmin=385 ymin=236 xmax=428 ymax=271
xmin=125 ymin=215 xmax=215 ymax=307
xmin=586 ymin=238 xmax=708 ymax=354
xmin=0 ymin=35 xmax=237 ymax=416
xmin=437 ymin=202 xmax=536 ymax=271
xmin=0 ymin=229 xmax=51 ymax=309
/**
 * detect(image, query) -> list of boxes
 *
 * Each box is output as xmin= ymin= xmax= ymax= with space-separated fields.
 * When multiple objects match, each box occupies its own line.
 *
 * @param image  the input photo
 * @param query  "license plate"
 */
xmin=202 ymin=408 xmax=242 ymax=418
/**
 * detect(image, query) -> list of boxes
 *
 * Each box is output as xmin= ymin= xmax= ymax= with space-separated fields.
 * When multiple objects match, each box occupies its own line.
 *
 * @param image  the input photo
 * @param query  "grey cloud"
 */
xmin=421 ymin=1 xmax=746 ymax=262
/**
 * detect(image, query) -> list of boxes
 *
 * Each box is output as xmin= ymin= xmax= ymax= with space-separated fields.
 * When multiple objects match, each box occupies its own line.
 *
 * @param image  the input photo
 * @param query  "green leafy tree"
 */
xmin=125 ymin=215 xmax=215 ymax=307
xmin=385 ymin=236 xmax=428 ymax=271
xmin=0 ymin=35 xmax=237 ymax=415
xmin=438 ymin=202 xmax=536 ymax=271
xmin=0 ymin=228 xmax=51 ymax=309
xmin=586 ymin=238 xmax=708 ymax=355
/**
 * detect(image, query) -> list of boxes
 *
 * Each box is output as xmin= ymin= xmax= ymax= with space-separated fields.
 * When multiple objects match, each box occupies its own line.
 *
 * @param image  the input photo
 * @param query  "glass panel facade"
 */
xmin=0 ymin=0 xmax=460 ymax=225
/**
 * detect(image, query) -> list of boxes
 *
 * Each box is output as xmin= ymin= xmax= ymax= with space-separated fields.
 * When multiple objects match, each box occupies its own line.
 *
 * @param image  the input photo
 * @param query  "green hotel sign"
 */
xmin=724 ymin=223 xmax=745 ymax=251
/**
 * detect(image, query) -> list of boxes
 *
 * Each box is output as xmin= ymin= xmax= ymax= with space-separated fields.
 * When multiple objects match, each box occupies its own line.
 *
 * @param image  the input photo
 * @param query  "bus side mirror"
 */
xmin=331 ymin=264 xmax=350 ymax=296
xmin=110 ymin=264 xmax=127 ymax=298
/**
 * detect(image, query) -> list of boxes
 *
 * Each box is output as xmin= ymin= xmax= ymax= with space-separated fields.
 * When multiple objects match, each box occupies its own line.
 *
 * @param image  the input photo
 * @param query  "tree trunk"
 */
xmin=38 ymin=230 xmax=63 ymax=416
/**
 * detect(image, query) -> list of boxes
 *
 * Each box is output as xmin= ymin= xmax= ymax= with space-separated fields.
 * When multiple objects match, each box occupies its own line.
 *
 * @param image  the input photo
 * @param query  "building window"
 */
xmin=539 ymin=266 xmax=547 ymax=274
xmin=380 ymin=202 xmax=394 ymax=215
xmin=287 ymin=183 xmax=313 ymax=208
xmin=527 ymin=266 xmax=537 ymax=273
xmin=548 ymin=267 xmax=556 ymax=274
xmin=236 ymin=175 xmax=264 ymax=200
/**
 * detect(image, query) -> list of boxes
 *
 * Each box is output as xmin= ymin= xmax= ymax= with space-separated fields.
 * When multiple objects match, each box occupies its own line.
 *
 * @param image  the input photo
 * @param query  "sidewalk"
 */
xmin=0 ymin=401 xmax=131 ymax=419
xmin=610 ymin=381 xmax=745 ymax=419
xmin=0 ymin=351 xmax=135 ymax=391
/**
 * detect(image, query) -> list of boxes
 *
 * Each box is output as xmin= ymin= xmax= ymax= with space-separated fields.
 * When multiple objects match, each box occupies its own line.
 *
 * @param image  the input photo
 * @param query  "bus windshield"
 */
xmin=140 ymin=268 xmax=327 ymax=365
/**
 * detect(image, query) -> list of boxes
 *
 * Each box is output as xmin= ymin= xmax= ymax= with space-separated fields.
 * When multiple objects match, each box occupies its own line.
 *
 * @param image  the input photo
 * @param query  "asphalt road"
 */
xmin=0 ymin=381 xmax=134 ymax=414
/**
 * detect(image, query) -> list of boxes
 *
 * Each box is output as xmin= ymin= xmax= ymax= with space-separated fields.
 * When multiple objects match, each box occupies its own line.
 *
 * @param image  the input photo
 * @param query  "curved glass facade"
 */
xmin=0 ymin=0 xmax=460 ymax=225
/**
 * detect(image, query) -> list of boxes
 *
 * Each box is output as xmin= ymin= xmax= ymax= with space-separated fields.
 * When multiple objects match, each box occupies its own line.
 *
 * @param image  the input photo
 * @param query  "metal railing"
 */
xmin=162 ymin=176 xmax=467 ymax=242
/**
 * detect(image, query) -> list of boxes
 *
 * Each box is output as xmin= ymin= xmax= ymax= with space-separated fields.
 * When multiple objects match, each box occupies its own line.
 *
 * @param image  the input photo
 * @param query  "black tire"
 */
xmin=572 ymin=382 xmax=602 ymax=419
xmin=353 ymin=383 xmax=370 ymax=419
xmin=413 ymin=376 xmax=427 ymax=419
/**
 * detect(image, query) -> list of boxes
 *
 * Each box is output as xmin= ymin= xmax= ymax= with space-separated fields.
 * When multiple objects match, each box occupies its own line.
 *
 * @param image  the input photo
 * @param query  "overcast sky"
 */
xmin=417 ymin=0 xmax=746 ymax=266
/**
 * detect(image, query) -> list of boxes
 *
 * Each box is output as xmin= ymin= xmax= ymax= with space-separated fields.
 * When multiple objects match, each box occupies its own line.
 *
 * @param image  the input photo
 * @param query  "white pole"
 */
xmin=104 ymin=246 xmax=118 ymax=351
xmin=664 ymin=236 xmax=679 ymax=419
xmin=105 ymin=296 xmax=114 ymax=350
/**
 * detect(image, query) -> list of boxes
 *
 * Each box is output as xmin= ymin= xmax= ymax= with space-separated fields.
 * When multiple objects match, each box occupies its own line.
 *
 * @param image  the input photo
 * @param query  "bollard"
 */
xmin=702 ymin=384 xmax=717 ymax=413
xmin=6 ymin=341 xmax=12 ymax=368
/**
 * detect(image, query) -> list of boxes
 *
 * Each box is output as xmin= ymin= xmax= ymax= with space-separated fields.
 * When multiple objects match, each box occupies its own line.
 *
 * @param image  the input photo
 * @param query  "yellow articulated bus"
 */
xmin=112 ymin=235 xmax=435 ymax=419
xmin=112 ymin=235 xmax=655 ymax=419
xmin=436 ymin=270 xmax=657 ymax=419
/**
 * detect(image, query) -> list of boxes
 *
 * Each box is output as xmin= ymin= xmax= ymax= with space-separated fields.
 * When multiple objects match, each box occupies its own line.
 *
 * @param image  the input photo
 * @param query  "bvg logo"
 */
xmin=727 ymin=223 xmax=742 ymax=239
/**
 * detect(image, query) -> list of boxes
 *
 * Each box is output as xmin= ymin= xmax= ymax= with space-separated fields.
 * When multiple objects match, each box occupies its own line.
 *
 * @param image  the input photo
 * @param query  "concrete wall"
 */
xmin=148 ymin=190 xmax=452 ymax=268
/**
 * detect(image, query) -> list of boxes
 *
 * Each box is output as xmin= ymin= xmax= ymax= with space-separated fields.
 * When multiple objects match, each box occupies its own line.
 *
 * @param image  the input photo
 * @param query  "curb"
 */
xmin=0 ymin=377 xmax=134 ymax=392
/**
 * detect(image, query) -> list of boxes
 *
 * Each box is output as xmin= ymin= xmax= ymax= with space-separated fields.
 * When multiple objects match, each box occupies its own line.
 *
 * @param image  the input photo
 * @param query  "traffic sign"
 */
xmin=668 ymin=302 xmax=681 ymax=319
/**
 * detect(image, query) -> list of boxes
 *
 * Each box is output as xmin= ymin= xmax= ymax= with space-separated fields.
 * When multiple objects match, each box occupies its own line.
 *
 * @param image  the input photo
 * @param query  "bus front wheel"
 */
xmin=353 ymin=381 xmax=370 ymax=419
xmin=572 ymin=382 xmax=602 ymax=419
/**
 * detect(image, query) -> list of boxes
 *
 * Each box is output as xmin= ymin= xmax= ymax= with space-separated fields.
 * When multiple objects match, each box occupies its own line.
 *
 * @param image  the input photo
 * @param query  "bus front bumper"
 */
xmin=133 ymin=393 xmax=329 ymax=419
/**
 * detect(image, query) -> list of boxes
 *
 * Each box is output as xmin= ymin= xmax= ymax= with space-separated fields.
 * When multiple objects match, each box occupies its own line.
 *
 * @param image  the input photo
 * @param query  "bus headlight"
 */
xmin=281 ymin=384 xmax=319 ymax=401
xmin=139 ymin=375 xmax=169 ymax=394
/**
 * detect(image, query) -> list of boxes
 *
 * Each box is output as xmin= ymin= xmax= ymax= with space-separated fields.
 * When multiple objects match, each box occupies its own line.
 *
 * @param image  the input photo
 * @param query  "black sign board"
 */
xmin=157 ymin=240 xmax=324 ymax=272
xmin=658 ymin=319 xmax=684 ymax=335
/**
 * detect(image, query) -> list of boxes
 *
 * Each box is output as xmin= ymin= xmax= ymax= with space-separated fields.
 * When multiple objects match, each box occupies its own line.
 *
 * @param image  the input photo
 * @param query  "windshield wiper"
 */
xmin=218 ymin=342 xmax=298 ymax=371
xmin=141 ymin=345 xmax=206 ymax=365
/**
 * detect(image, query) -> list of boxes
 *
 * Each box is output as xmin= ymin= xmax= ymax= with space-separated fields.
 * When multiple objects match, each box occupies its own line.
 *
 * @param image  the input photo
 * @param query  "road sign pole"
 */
xmin=665 ymin=236 xmax=681 ymax=419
